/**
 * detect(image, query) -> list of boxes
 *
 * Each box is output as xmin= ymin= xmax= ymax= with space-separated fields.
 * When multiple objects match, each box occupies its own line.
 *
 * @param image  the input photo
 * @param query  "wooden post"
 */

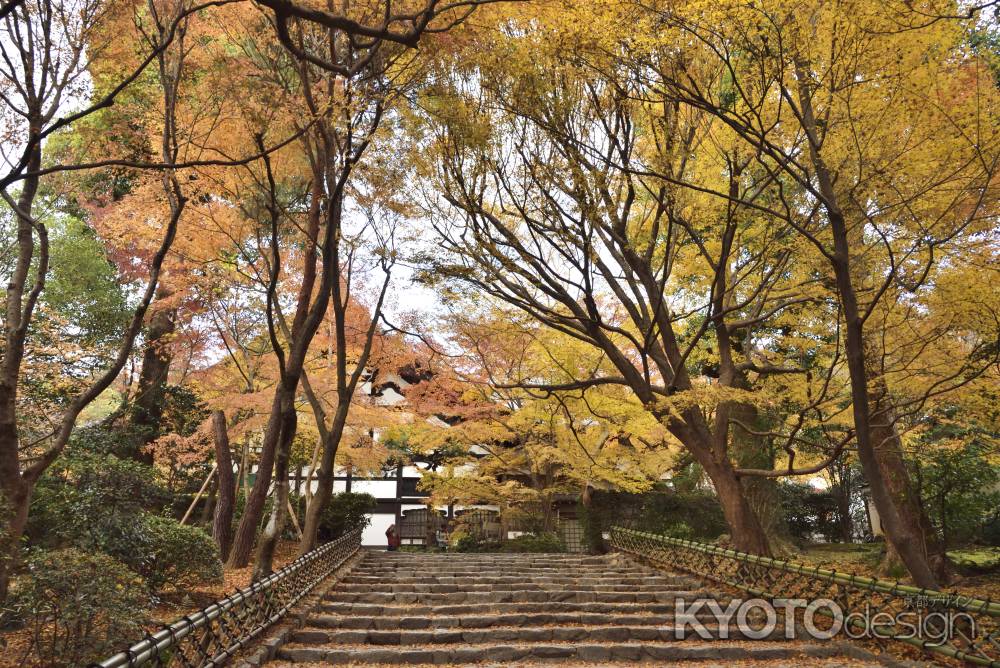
xmin=181 ymin=463 xmax=218 ymax=525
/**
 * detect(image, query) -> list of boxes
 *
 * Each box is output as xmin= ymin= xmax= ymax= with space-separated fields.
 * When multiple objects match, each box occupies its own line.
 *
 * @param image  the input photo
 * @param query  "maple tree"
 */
xmin=404 ymin=0 xmax=999 ymax=583
xmin=408 ymin=9 xmax=833 ymax=555
xmin=621 ymin=0 xmax=1000 ymax=587
xmin=0 ymin=0 xmax=997 ymax=631
xmin=0 ymin=0 xmax=199 ymax=602
xmin=0 ymin=0 xmax=504 ymax=600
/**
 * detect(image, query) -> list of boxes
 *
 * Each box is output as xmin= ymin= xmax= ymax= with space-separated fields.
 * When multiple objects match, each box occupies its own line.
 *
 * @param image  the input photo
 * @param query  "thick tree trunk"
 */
xmin=0 ymin=473 xmax=30 ymax=606
xmin=252 ymin=394 xmax=298 ymax=579
xmin=728 ymin=399 xmax=785 ymax=543
xmin=701 ymin=456 xmax=771 ymax=555
xmin=212 ymin=410 xmax=236 ymax=561
xmin=227 ymin=387 xmax=287 ymax=568
xmin=870 ymin=396 xmax=950 ymax=581
xmin=830 ymin=238 xmax=939 ymax=588
xmin=657 ymin=405 xmax=770 ymax=555
xmin=298 ymin=401 xmax=350 ymax=556
xmin=130 ymin=290 xmax=177 ymax=463
xmin=863 ymin=331 xmax=949 ymax=578
xmin=793 ymin=72 xmax=938 ymax=588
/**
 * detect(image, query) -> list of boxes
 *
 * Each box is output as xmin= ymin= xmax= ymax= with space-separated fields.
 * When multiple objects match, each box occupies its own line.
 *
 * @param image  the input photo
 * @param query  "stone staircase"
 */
xmin=269 ymin=551 xmax=879 ymax=666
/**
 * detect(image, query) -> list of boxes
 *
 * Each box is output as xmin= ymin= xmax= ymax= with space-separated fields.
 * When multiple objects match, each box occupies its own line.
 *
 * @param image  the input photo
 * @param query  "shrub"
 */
xmin=912 ymin=441 xmax=1000 ymax=549
xmin=26 ymin=452 xmax=221 ymax=591
xmin=12 ymin=548 xmax=149 ymax=667
xmin=448 ymin=529 xmax=481 ymax=552
xmin=297 ymin=492 xmax=376 ymax=542
xmin=502 ymin=532 xmax=565 ymax=553
xmin=579 ymin=487 xmax=728 ymax=552
xmin=660 ymin=522 xmax=695 ymax=540
xmin=133 ymin=515 xmax=222 ymax=591
xmin=26 ymin=450 xmax=168 ymax=550
xmin=65 ymin=424 xmax=141 ymax=459
xmin=779 ymin=482 xmax=840 ymax=542
xmin=638 ymin=491 xmax=728 ymax=538
xmin=982 ymin=513 xmax=1000 ymax=548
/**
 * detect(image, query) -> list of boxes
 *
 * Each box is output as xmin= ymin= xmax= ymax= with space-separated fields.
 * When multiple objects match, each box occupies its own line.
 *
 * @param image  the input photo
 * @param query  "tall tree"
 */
xmin=0 ymin=0 xmax=196 ymax=602
xmin=621 ymin=0 xmax=1000 ymax=586
xmin=410 ymin=8 xmax=853 ymax=553
xmin=211 ymin=409 xmax=236 ymax=560
xmin=218 ymin=0 xmax=499 ymax=575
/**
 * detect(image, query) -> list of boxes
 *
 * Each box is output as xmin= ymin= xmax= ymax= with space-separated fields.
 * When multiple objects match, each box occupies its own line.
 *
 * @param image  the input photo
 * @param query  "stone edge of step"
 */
xmin=275 ymin=639 xmax=861 ymax=664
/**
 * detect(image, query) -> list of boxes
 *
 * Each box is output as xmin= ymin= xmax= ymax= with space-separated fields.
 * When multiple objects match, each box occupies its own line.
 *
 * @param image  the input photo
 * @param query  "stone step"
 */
xmin=368 ymin=553 xmax=610 ymax=561
xmin=323 ymin=588 xmax=715 ymax=605
xmin=270 ymin=658 xmax=875 ymax=667
xmin=355 ymin=560 xmax=644 ymax=567
xmin=356 ymin=560 xmax=645 ymax=567
xmin=341 ymin=575 xmax=690 ymax=586
xmin=350 ymin=568 xmax=658 ymax=577
xmin=305 ymin=610 xmax=724 ymax=630
xmin=335 ymin=582 xmax=695 ymax=593
xmin=262 ymin=551 xmax=882 ymax=667
xmin=276 ymin=640 xmax=853 ymax=664
xmin=261 ymin=551 xmax=885 ymax=667
xmin=290 ymin=623 xmax=804 ymax=646
xmin=317 ymin=600 xmax=708 ymax=617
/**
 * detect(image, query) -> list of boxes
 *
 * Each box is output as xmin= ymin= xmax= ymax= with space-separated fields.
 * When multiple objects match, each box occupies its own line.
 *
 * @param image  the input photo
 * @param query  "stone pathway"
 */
xmin=268 ymin=551 xmax=881 ymax=666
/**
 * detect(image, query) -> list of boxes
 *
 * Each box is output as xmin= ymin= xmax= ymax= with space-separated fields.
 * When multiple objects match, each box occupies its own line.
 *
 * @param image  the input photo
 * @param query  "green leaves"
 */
xmin=44 ymin=216 xmax=130 ymax=352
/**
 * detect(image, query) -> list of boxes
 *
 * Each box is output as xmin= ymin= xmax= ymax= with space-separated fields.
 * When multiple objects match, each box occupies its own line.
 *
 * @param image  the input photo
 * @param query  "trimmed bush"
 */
xmin=502 ymin=532 xmax=565 ymax=553
xmin=134 ymin=515 xmax=222 ymax=591
xmin=579 ymin=487 xmax=728 ymax=552
xmin=779 ymin=482 xmax=840 ymax=543
xmin=12 ymin=548 xmax=149 ymax=667
xmin=295 ymin=492 xmax=376 ymax=542
xmin=451 ymin=531 xmax=482 ymax=552
xmin=26 ymin=451 xmax=221 ymax=591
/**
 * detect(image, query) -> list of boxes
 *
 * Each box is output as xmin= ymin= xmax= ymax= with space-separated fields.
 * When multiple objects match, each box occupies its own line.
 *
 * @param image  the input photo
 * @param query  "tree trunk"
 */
xmin=227 ymin=387 xmax=287 ymax=568
xmin=872 ymin=429 xmax=949 ymax=581
xmin=790 ymin=70 xmax=938 ymax=588
xmin=298 ymin=401 xmax=350 ymax=556
xmin=252 ymin=395 xmax=298 ymax=579
xmin=833 ymin=469 xmax=854 ymax=543
xmin=862 ymin=356 xmax=949 ymax=582
xmin=199 ymin=477 xmax=217 ymax=526
xmin=702 ymin=456 xmax=771 ymax=555
xmin=0 ymin=473 xmax=30 ymax=606
xmin=837 ymin=491 xmax=853 ymax=543
xmin=728 ymin=398 xmax=785 ymax=544
xmin=130 ymin=289 xmax=177 ymax=463
xmin=212 ymin=410 xmax=236 ymax=561
xmin=655 ymin=404 xmax=770 ymax=555
xmin=831 ymin=242 xmax=938 ymax=588
xmin=0 ymin=139 xmax=41 ymax=605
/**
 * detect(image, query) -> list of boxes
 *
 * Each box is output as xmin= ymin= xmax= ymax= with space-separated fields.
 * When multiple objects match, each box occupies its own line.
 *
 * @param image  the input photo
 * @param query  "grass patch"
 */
xmin=948 ymin=547 xmax=1000 ymax=573
xmin=796 ymin=542 xmax=883 ymax=572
